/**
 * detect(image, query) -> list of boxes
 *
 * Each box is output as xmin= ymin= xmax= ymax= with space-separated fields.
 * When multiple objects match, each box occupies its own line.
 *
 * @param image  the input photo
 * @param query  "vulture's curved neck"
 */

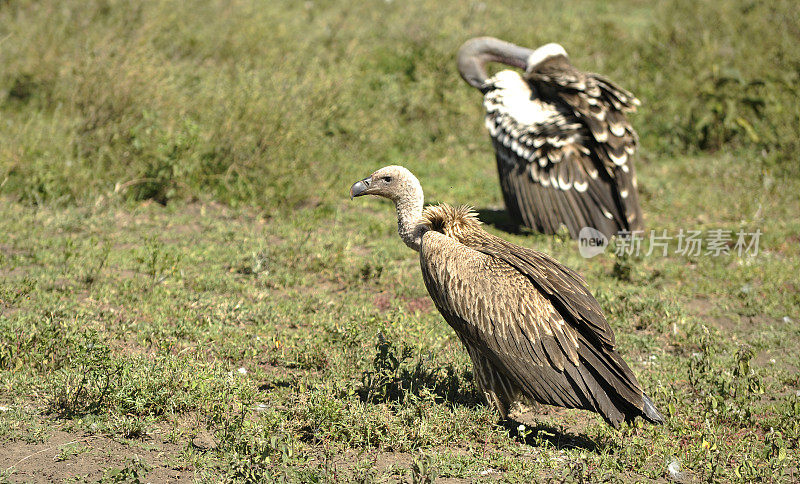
xmin=395 ymin=187 xmax=426 ymax=252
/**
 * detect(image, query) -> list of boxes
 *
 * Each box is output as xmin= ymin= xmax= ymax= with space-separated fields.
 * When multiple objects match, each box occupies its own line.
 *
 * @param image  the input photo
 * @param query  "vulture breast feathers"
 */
xmin=463 ymin=39 xmax=644 ymax=238
xmin=419 ymin=204 xmax=661 ymax=427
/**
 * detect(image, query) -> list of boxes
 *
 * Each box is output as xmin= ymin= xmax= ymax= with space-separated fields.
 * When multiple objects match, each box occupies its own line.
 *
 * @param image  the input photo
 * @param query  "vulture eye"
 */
xmin=382 ymin=176 xmax=393 ymax=183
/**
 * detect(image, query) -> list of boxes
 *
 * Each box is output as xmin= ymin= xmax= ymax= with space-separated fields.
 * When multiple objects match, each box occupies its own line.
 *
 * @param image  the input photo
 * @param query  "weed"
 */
xmin=47 ymin=332 xmax=122 ymax=417
xmin=0 ymin=278 xmax=36 ymax=307
xmin=690 ymin=68 xmax=768 ymax=151
xmin=110 ymin=415 xmax=148 ymax=440
xmin=687 ymin=327 xmax=766 ymax=427
xmin=135 ymin=237 xmax=182 ymax=286
xmin=0 ymin=310 xmax=75 ymax=371
xmin=53 ymin=443 xmax=91 ymax=462
xmin=81 ymin=238 xmax=111 ymax=287
xmin=59 ymin=238 xmax=77 ymax=275
xmin=209 ymin=400 xmax=305 ymax=483
xmin=411 ymin=452 xmax=437 ymax=484
xmin=358 ymin=261 xmax=384 ymax=283
xmin=235 ymin=251 xmax=270 ymax=276
xmin=100 ymin=456 xmax=152 ymax=484
xmin=359 ymin=333 xmax=473 ymax=407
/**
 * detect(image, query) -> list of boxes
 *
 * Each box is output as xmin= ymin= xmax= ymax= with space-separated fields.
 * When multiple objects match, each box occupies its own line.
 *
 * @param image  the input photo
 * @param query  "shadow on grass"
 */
xmin=475 ymin=207 xmax=523 ymax=235
xmin=500 ymin=418 xmax=609 ymax=452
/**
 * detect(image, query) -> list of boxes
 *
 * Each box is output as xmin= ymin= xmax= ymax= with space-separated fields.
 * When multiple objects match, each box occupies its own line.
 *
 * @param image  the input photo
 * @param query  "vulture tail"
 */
xmin=640 ymin=393 xmax=664 ymax=424
xmin=574 ymin=333 xmax=663 ymax=427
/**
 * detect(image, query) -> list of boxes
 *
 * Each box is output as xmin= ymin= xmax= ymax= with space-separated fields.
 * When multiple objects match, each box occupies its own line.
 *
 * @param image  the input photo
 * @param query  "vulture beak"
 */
xmin=350 ymin=177 xmax=371 ymax=199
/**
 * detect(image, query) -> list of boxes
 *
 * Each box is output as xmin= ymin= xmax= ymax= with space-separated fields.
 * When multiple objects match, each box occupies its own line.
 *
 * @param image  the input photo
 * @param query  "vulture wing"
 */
xmin=525 ymin=57 xmax=643 ymax=233
xmin=419 ymin=228 xmax=658 ymax=427
xmin=484 ymin=65 xmax=642 ymax=237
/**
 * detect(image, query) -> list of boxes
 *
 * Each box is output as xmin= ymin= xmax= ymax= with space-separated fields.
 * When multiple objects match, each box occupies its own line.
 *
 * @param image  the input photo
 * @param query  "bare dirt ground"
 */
xmin=1 ymin=424 xmax=192 ymax=483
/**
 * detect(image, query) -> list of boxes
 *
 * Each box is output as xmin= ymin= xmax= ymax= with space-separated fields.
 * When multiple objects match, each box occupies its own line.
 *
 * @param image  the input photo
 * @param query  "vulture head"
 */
xmin=349 ymin=165 xmax=422 ymax=204
xmin=350 ymin=165 xmax=426 ymax=252
xmin=457 ymin=37 xmax=568 ymax=89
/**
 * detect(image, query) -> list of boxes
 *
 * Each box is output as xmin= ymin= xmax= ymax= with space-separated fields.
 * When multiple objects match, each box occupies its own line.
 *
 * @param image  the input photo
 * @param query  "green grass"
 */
xmin=1 ymin=0 xmax=799 ymax=482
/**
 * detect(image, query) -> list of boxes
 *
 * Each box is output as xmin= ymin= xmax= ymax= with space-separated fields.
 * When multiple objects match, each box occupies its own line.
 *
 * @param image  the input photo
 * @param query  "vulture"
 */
xmin=457 ymin=37 xmax=644 ymax=238
xmin=350 ymin=166 xmax=662 ymax=428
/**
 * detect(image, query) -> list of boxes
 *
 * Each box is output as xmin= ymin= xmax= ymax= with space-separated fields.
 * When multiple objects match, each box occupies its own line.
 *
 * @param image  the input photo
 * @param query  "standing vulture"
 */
xmin=350 ymin=165 xmax=662 ymax=428
xmin=457 ymin=37 xmax=644 ymax=238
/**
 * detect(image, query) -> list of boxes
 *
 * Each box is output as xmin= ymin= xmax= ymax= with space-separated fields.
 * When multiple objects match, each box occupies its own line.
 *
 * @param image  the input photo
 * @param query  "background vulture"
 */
xmin=350 ymin=165 xmax=662 ymax=428
xmin=457 ymin=37 xmax=644 ymax=238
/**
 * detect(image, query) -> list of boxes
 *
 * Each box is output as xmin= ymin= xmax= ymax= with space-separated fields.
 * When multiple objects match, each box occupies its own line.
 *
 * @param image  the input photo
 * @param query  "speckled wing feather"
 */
xmin=419 ymin=227 xmax=654 ymax=427
xmin=525 ymin=57 xmax=644 ymax=233
xmin=483 ymin=65 xmax=642 ymax=237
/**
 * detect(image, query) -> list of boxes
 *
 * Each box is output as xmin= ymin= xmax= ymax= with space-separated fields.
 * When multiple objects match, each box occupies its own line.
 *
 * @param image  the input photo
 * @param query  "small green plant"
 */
xmin=100 ymin=456 xmax=152 ymax=484
xmin=359 ymin=333 xmax=471 ymax=406
xmin=0 ymin=467 xmax=17 ymax=483
xmin=122 ymin=116 xmax=201 ymax=205
xmin=731 ymin=345 xmax=763 ymax=399
xmin=209 ymin=400 xmax=306 ymax=483
xmin=81 ymin=238 xmax=111 ymax=287
xmin=689 ymin=67 xmax=768 ymax=152
xmin=111 ymin=415 xmax=147 ymax=439
xmin=411 ymin=452 xmax=437 ymax=484
xmin=0 ymin=310 xmax=74 ymax=372
xmin=235 ymin=251 xmax=270 ymax=276
xmin=610 ymin=250 xmax=643 ymax=282
xmin=53 ymin=442 xmax=91 ymax=462
xmin=135 ymin=237 xmax=182 ymax=286
xmin=47 ymin=332 xmax=122 ymax=417
xmin=687 ymin=326 xmax=764 ymax=427
xmin=358 ymin=261 xmax=384 ymax=282
xmin=360 ymin=334 xmax=412 ymax=403
xmin=0 ymin=278 xmax=36 ymax=312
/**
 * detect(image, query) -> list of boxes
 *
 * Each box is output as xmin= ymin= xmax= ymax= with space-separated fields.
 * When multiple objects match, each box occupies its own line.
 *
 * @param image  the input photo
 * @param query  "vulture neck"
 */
xmin=394 ymin=185 xmax=426 ymax=252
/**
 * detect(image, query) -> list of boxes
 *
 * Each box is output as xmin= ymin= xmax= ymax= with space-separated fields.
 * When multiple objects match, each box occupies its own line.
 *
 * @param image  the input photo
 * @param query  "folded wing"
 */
xmin=419 ymin=228 xmax=657 ymax=427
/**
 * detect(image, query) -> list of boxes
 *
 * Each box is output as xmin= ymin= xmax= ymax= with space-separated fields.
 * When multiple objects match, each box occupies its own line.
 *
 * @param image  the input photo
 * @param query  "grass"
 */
xmin=1 ymin=0 xmax=799 ymax=482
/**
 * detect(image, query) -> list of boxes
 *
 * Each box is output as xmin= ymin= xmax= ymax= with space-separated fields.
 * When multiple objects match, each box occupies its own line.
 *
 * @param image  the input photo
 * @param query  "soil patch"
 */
xmin=1 ymin=426 xmax=192 ymax=483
